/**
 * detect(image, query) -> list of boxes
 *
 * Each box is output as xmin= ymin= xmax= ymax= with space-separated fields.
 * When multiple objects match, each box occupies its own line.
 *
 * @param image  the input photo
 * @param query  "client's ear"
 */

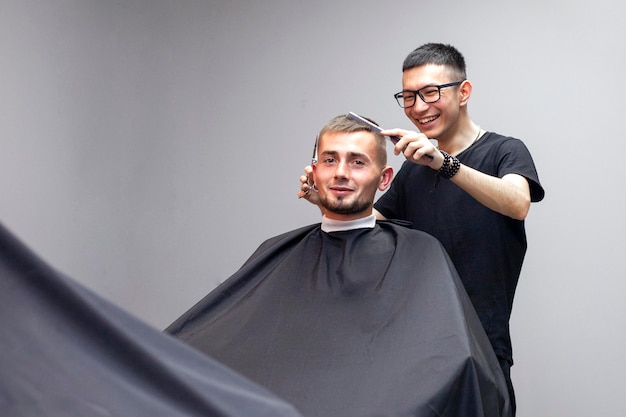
xmin=378 ymin=166 xmax=394 ymax=191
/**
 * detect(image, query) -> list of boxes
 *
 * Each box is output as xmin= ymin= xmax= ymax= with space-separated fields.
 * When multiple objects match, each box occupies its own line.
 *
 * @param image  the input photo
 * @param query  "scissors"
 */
xmin=305 ymin=135 xmax=318 ymax=194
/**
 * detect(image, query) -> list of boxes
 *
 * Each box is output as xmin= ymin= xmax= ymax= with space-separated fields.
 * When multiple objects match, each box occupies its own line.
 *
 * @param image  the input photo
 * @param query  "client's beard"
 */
xmin=319 ymin=195 xmax=371 ymax=216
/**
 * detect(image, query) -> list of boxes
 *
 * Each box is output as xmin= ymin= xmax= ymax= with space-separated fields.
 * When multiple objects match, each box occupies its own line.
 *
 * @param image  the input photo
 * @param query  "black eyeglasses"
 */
xmin=393 ymin=81 xmax=464 ymax=108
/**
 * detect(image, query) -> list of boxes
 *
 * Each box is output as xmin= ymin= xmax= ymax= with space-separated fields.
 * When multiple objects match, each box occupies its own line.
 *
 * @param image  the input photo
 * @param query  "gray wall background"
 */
xmin=1 ymin=1 xmax=624 ymax=416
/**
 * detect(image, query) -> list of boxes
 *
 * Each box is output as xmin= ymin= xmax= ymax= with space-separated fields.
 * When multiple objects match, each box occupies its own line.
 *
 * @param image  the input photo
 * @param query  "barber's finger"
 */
xmin=298 ymin=181 xmax=306 ymax=199
xmin=395 ymin=137 xmax=415 ymax=156
xmin=298 ymin=180 xmax=311 ymax=198
xmin=380 ymin=128 xmax=407 ymax=138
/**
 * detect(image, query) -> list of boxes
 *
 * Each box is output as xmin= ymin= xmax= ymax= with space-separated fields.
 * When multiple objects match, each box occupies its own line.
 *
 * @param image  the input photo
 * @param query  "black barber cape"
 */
xmin=167 ymin=222 xmax=511 ymax=417
xmin=0 ymin=222 xmax=303 ymax=417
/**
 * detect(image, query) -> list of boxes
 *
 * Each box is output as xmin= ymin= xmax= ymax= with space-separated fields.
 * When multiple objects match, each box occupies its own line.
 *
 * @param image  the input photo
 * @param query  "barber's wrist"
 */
xmin=437 ymin=151 xmax=461 ymax=179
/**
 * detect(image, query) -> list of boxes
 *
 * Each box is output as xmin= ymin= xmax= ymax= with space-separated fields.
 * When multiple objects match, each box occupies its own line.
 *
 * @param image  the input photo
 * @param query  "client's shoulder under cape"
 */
xmin=168 ymin=221 xmax=511 ymax=417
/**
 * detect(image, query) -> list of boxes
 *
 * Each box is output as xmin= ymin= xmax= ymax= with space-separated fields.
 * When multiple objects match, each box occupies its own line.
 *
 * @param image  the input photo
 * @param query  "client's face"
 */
xmin=313 ymin=131 xmax=387 ymax=221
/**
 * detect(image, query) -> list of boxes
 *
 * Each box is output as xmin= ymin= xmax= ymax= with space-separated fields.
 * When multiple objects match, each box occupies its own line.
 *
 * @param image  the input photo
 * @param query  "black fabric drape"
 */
xmin=0 ymin=222 xmax=303 ymax=417
xmin=168 ymin=222 xmax=511 ymax=417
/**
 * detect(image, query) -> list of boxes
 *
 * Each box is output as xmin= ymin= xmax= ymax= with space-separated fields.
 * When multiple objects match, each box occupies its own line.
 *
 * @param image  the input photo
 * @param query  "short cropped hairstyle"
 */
xmin=318 ymin=114 xmax=387 ymax=167
xmin=402 ymin=43 xmax=467 ymax=81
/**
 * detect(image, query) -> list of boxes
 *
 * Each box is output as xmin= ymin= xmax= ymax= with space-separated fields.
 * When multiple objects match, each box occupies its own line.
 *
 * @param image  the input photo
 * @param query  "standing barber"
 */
xmin=300 ymin=43 xmax=545 ymax=415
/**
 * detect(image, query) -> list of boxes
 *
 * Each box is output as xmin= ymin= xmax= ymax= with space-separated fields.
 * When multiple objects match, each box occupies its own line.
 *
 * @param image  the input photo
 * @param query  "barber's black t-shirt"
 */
xmin=375 ymin=132 xmax=544 ymax=363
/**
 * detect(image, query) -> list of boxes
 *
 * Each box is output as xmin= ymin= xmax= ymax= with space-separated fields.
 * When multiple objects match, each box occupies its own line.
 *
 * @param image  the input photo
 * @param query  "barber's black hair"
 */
xmin=402 ymin=43 xmax=466 ymax=80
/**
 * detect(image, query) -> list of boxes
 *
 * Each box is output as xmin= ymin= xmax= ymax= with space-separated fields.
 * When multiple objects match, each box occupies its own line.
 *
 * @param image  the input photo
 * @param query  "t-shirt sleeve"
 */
xmin=498 ymin=138 xmax=545 ymax=202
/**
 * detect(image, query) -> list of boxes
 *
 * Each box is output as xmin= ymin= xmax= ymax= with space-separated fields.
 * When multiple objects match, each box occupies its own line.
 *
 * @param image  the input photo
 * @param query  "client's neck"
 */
xmin=321 ymin=214 xmax=376 ymax=233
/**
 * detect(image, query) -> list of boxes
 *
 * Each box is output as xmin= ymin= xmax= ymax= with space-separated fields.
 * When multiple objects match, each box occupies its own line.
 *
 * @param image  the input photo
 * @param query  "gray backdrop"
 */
xmin=1 ymin=1 xmax=624 ymax=416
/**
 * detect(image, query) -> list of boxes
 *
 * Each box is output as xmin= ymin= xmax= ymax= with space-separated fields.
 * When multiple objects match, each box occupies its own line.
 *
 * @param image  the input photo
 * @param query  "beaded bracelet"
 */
xmin=438 ymin=151 xmax=461 ymax=179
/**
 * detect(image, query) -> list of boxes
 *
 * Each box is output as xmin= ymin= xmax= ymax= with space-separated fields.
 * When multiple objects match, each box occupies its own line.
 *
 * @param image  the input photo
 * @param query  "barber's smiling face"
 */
xmin=313 ymin=130 xmax=392 ymax=221
xmin=402 ymin=64 xmax=465 ymax=141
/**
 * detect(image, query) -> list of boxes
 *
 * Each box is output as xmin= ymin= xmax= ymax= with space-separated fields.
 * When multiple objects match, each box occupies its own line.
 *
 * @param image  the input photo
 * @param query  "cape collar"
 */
xmin=321 ymin=214 xmax=376 ymax=233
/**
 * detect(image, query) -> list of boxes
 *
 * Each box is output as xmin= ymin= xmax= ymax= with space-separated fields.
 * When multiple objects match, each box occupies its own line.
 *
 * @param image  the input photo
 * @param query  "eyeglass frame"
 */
xmin=393 ymin=81 xmax=464 ymax=108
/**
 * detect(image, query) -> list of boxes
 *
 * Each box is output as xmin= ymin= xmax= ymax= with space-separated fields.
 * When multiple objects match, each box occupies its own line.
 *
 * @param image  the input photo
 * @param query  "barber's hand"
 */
xmin=298 ymin=165 xmax=320 ymax=204
xmin=380 ymin=129 xmax=444 ymax=170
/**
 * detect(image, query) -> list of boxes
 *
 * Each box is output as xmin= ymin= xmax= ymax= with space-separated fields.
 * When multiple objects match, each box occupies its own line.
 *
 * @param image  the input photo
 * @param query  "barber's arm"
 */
xmin=382 ymin=128 xmax=531 ymax=221
xmin=450 ymin=167 xmax=531 ymax=220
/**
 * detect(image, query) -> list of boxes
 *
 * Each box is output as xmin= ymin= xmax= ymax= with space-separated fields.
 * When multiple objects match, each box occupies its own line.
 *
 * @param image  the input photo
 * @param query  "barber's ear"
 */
xmin=378 ymin=166 xmax=394 ymax=191
xmin=459 ymin=80 xmax=472 ymax=106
